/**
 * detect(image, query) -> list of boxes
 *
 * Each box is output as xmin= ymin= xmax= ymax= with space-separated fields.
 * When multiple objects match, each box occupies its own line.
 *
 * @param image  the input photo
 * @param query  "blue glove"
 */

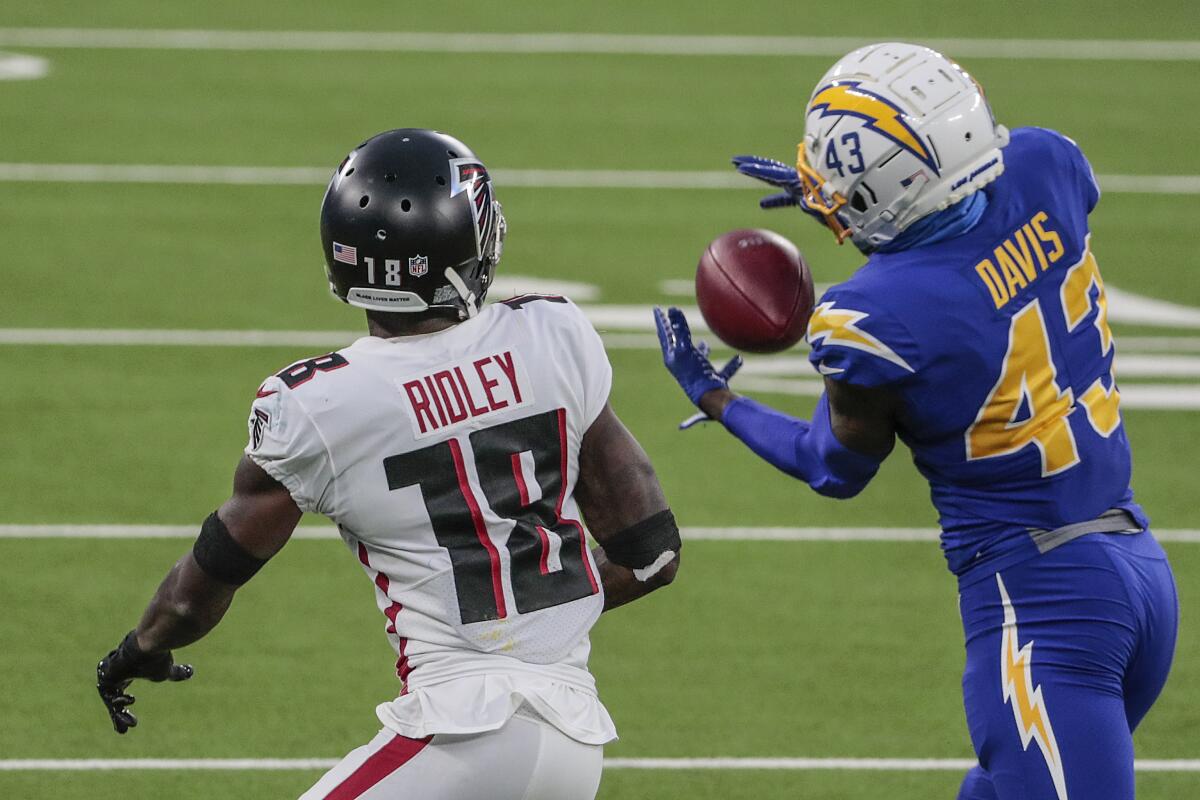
xmin=654 ymin=306 xmax=743 ymax=428
xmin=731 ymin=155 xmax=824 ymax=221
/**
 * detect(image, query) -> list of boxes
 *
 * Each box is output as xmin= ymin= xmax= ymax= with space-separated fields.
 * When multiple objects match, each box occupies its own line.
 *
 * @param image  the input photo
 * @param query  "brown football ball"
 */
xmin=695 ymin=228 xmax=815 ymax=354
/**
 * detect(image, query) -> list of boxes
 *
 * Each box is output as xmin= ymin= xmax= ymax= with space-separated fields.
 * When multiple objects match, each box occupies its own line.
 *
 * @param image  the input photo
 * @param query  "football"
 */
xmin=694 ymin=228 xmax=815 ymax=354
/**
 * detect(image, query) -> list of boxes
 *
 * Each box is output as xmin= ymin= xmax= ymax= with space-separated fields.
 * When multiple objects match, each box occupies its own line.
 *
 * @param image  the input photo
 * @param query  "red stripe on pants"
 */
xmin=323 ymin=734 xmax=432 ymax=800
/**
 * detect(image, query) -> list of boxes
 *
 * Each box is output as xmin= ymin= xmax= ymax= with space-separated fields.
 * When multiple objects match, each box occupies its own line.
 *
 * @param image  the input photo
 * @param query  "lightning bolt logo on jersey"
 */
xmin=807 ymin=301 xmax=914 ymax=373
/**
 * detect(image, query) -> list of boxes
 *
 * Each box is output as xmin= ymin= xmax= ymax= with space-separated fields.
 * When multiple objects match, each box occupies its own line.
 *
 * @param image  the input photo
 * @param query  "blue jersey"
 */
xmin=807 ymin=127 xmax=1146 ymax=583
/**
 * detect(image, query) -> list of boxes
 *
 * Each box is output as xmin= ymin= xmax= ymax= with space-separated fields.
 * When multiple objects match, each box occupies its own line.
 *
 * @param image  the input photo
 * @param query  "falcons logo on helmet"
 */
xmin=449 ymin=158 xmax=496 ymax=259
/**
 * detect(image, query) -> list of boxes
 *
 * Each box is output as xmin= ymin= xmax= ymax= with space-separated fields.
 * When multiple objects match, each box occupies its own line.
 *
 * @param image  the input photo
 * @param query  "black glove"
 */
xmin=96 ymin=630 xmax=193 ymax=734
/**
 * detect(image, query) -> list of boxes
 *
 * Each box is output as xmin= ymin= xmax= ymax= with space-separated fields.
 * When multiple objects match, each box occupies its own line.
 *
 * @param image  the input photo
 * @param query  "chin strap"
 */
xmin=443 ymin=267 xmax=479 ymax=319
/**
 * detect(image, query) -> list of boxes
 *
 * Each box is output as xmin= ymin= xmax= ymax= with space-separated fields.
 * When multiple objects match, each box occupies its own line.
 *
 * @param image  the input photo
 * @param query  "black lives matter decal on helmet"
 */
xmin=449 ymin=158 xmax=495 ymax=259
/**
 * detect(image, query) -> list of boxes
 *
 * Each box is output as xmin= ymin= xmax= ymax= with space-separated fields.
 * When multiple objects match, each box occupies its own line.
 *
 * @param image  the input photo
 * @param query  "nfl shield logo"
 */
xmin=408 ymin=255 xmax=429 ymax=277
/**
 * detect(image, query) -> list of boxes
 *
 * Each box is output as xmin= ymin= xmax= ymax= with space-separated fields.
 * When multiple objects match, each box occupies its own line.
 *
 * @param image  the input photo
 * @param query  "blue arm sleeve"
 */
xmin=721 ymin=393 xmax=885 ymax=499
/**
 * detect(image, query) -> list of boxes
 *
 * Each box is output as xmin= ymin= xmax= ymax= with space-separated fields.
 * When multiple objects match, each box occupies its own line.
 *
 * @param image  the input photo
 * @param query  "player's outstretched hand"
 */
xmin=97 ymin=631 xmax=193 ymax=734
xmin=731 ymin=155 xmax=824 ymax=221
xmin=654 ymin=307 xmax=743 ymax=427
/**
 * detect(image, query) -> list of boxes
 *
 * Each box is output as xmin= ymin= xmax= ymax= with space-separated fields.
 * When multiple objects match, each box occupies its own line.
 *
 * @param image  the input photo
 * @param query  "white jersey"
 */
xmin=245 ymin=296 xmax=616 ymax=744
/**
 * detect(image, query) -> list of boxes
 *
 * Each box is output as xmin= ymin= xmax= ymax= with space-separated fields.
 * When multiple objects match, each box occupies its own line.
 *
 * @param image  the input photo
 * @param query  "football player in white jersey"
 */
xmin=96 ymin=129 xmax=682 ymax=800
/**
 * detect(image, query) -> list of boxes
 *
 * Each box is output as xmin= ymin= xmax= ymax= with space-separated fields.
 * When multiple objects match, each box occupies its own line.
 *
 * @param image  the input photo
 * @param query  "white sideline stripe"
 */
xmin=1 ymin=29 xmax=1199 ymax=61
xmin=0 ymin=163 xmax=1197 ymax=195
xmin=1 ymin=757 xmax=1197 ymax=772
xmin=3 ymin=525 xmax=1199 ymax=543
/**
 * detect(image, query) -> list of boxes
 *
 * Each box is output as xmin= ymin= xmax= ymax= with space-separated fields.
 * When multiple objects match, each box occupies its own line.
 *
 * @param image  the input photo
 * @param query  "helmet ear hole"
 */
xmin=850 ymin=191 xmax=868 ymax=213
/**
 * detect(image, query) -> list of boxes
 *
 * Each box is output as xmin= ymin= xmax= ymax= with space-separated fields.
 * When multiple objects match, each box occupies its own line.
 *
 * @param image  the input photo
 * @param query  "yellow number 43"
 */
xmin=966 ymin=244 xmax=1121 ymax=477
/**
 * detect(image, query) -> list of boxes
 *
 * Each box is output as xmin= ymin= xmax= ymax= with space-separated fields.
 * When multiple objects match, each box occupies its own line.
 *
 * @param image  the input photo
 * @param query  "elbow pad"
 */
xmin=722 ymin=393 xmax=883 ymax=498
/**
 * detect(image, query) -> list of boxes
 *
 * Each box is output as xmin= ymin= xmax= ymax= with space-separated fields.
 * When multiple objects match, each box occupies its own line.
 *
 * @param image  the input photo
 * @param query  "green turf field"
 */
xmin=2 ymin=2 xmax=1199 ymax=798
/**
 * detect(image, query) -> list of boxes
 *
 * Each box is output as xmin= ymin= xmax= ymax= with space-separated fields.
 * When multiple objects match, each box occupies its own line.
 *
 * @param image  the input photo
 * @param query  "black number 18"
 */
xmin=383 ymin=408 xmax=599 ymax=624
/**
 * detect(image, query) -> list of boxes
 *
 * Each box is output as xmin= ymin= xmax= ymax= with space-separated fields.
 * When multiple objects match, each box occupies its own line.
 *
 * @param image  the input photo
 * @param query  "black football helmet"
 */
xmin=320 ymin=129 xmax=506 ymax=319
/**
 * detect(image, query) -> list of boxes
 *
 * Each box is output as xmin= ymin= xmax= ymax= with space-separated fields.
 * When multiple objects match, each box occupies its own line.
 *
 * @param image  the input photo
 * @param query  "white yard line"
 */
xmin=0 ymin=306 xmax=706 ymax=346
xmin=0 ymin=328 xmax=361 ymax=347
xmin=0 ymin=163 xmax=1197 ymax=194
xmin=1107 ymin=287 xmax=1200 ymax=329
xmin=0 ymin=29 xmax=1199 ymax=61
xmin=0 ymin=524 xmax=339 ymax=539
xmin=0 ymin=759 xmax=340 ymax=771
xmin=0 ymin=757 xmax=1196 ymax=772
xmin=0 ymin=326 xmax=1174 ymax=350
xmin=3 ymin=326 xmax=1200 ymax=408
xmin=9 ymin=320 xmax=1200 ymax=349
xmin=3 ymin=525 xmax=1198 ymax=542
xmin=742 ymin=354 xmax=1200 ymax=378
xmin=1118 ymin=337 xmax=1200 ymax=353
xmin=734 ymin=376 xmax=1200 ymax=410
xmin=0 ymin=163 xmax=748 ymax=189
xmin=0 ymin=326 xmax=671 ymax=349
xmin=0 ymin=52 xmax=48 ymax=80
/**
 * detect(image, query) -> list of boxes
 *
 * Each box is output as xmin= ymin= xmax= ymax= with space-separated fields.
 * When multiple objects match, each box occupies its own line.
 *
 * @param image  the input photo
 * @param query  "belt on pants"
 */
xmin=1027 ymin=508 xmax=1144 ymax=555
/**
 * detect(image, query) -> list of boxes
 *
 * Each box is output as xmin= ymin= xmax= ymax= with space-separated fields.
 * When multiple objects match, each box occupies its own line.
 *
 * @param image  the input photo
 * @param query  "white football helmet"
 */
xmin=798 ymin=42 xmax=1009 ymax=252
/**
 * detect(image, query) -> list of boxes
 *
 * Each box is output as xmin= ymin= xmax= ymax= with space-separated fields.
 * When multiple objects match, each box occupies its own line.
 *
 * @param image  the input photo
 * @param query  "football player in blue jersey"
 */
xmin=656 ymin=42 xmax=1178 ymax=800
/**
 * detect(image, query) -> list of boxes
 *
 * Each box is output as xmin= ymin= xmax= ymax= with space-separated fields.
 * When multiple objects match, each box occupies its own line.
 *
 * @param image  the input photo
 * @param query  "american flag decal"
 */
xmin=332 ymin=242 xmax=358 ymax=265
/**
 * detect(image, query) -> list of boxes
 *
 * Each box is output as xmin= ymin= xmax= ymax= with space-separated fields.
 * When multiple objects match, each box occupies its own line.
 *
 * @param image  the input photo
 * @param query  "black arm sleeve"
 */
xmin=192 ymin=512 xmax=268 ymax=586
xmin=599 ymin=509 xmax=681 ymax=570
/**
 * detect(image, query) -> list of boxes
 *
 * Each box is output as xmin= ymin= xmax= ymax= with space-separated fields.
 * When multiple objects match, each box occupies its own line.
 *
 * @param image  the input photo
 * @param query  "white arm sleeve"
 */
xmin=244 ymin=376 xmax=335 ymax=514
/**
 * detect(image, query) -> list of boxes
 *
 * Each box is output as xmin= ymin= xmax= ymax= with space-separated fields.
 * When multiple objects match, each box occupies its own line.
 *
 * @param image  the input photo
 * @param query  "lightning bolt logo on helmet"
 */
xmin=807 ymin=81 xmax=938 ymax=175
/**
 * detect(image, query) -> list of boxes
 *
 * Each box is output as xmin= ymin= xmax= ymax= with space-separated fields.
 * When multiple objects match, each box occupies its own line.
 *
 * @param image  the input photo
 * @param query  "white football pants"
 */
xmin=297 ymin=707 xmax=604 ymax=800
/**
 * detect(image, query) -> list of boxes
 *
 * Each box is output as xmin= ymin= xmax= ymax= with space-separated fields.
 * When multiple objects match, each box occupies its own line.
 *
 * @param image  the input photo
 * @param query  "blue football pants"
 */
xmin=956 ymin=531 xmax=1177 ymax=800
